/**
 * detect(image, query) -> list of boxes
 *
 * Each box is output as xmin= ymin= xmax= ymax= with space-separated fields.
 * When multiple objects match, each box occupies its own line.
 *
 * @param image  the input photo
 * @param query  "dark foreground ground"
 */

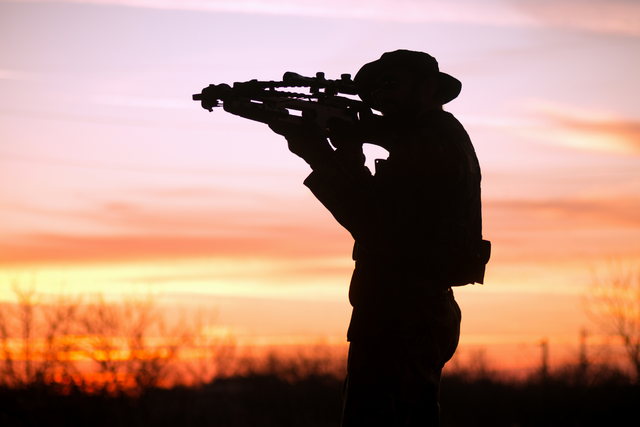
xmin=1 ymin=373 xmax=639 ymax=427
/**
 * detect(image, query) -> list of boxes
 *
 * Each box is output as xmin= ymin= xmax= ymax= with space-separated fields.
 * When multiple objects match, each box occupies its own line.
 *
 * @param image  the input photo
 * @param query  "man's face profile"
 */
xmin=371 ymin=68 xmax=420 ymax=118
xmin=371 ymin=67 xmax=440 ymax=121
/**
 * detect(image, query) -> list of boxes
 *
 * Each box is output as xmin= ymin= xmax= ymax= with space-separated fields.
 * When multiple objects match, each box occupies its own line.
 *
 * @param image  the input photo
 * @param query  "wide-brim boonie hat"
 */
xmin=354 ymin=50 xmax=462 ymax=108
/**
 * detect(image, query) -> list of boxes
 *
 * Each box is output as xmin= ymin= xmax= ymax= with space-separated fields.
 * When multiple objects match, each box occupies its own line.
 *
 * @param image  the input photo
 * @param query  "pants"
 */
xmin=341 ymin=289 xmax=461 ymax=427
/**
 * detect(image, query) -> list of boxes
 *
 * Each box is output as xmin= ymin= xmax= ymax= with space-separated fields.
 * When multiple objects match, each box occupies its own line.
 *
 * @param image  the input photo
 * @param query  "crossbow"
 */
xmin=193 ymin=72 xmax=380 ymax=137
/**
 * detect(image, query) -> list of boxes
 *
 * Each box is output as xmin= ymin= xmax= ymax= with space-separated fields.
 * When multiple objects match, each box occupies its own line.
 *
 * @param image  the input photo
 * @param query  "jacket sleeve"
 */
xmin=303 ymin=159 xmax=389 ymax=253
xmin=303 ymin=130 xmax=462 ymax=261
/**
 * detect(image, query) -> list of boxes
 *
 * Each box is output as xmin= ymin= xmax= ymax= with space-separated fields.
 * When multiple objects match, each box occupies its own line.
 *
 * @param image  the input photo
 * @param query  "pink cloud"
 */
xmin=485 ymin=197 xmax=640 ymax=230
xmin=483 ymin=197 xmax=640 ymax=261
xmin=0 ymin=185 xmax=354 ymax=265
xmin=547 ymin=116 xmax=640 ymax=155
xmin=513 ymin=102 xmax=640 ymax=156
xmin=0 ymin=228 xmax=351 ymax=265
xmin=11 ymin=0 xmax=639 ymax=36
xmin=4 ymin=194 xmax=640 ymax=265
xmin=511 ymin=0 xmax=640 ymax=37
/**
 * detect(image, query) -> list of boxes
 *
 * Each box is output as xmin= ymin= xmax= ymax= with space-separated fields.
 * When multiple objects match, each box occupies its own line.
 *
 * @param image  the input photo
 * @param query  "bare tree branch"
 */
xmin=583 ymin=259 xmax=640 ymax=382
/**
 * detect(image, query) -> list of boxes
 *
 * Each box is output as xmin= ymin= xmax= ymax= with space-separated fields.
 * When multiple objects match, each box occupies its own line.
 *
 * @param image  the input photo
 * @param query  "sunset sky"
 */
xmin=1 ymin=0 xmax=640 ymax=371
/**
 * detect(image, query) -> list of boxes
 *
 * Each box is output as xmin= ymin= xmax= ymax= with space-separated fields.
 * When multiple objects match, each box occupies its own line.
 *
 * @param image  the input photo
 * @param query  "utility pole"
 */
xmin=579 ymin=328 xmax=588 ymax=370
xmin=540 ymin=338 xmax=549 ymax=381
xmin=578 ymin=328 xmax=589 ymax=382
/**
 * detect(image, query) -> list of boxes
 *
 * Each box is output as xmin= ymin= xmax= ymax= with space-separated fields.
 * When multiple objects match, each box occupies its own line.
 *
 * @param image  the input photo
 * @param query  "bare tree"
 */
xmin=583 ymin=260 xmax=640 ymax=382
xmin=125 ymin=296 xmax=194 ymax=391
xmin=78 ymin=294 xmax=121 ymax=392
xmin=37 ymin=291 xmax=83 ymax=386
xmin=0 ymin=299 xmax=18 ymax=386
xmin=79 ymin=293 xmax=196 ymax=395
xmin=0 ymin=282 xmax=234 ymax=392
xmin=0 ymin=280 xmax=82 ymax=388
xmin=181 ymin=310 xmax=237 ymax=386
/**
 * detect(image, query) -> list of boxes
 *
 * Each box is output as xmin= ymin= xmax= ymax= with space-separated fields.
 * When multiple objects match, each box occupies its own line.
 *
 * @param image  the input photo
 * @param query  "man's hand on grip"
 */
xmin=268 ymin=120 xmax=335 ymax=170
xmin=326 ymin=117 xmax=366 ymax=171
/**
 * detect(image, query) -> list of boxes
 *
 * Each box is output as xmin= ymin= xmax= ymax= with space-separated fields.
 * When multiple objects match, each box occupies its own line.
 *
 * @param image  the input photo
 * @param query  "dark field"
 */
xmin=2 ymin=370 xmax=638 ymax=427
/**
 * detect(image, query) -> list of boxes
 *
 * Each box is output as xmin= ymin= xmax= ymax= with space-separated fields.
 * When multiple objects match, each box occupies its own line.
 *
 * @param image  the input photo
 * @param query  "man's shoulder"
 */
xmin=407 ymin=111 xmax=467 ymax=152
xmin=419 ymin=110 xmax=467 ymax=135
xmin=414 ymin=110 xmax=480 ymax=176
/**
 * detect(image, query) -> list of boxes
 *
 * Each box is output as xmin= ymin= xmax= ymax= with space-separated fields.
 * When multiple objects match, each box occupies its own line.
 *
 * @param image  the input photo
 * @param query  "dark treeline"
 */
xmin=2 ymin=282 xmax=639 ymax=426
xmin=440 ymin=364 xmax=640 ymax=427
xmin=1 ymin=355 xmax=639 ymax=427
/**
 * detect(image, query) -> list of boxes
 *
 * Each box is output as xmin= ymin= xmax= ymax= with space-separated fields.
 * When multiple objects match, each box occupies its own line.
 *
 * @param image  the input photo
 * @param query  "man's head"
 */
xmin=354 ymin=50 xmax=461 ymax=118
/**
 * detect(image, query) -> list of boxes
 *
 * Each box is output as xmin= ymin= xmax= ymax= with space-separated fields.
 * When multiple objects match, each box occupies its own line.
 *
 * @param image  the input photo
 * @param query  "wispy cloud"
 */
xmin=0 ymin=69 xmax=36 ymax=81
xmin=547 ymin=116 xmax=640 ymax=155
xmin=512 ymin=101 xmax=640 ymax=156
xmin=10 ymin=0 xmax=640 ymax=36
xmin=0 ymin=230 xmax=349 ymax=265
xmin=5 ymin=0 xmax=531 ymax=25
xmin=4 ymin=191 xmax=640 ymax=265
xmin=0 ymin=192 xmax=351 ymax=265
xmin=509 ymin=0 xmax=640 ymax=37
xmin=483 ymin=196 xmax=640 ymax=262
xmin=94 ymin=95 xmax=193 ymax=109
xmin=485 ymin=197 xmax=640 ymax=230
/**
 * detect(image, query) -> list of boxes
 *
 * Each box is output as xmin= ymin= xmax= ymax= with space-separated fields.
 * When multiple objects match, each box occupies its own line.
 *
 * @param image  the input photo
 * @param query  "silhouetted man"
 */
xmin=270 ymin=50 xmax=489 ymax=427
